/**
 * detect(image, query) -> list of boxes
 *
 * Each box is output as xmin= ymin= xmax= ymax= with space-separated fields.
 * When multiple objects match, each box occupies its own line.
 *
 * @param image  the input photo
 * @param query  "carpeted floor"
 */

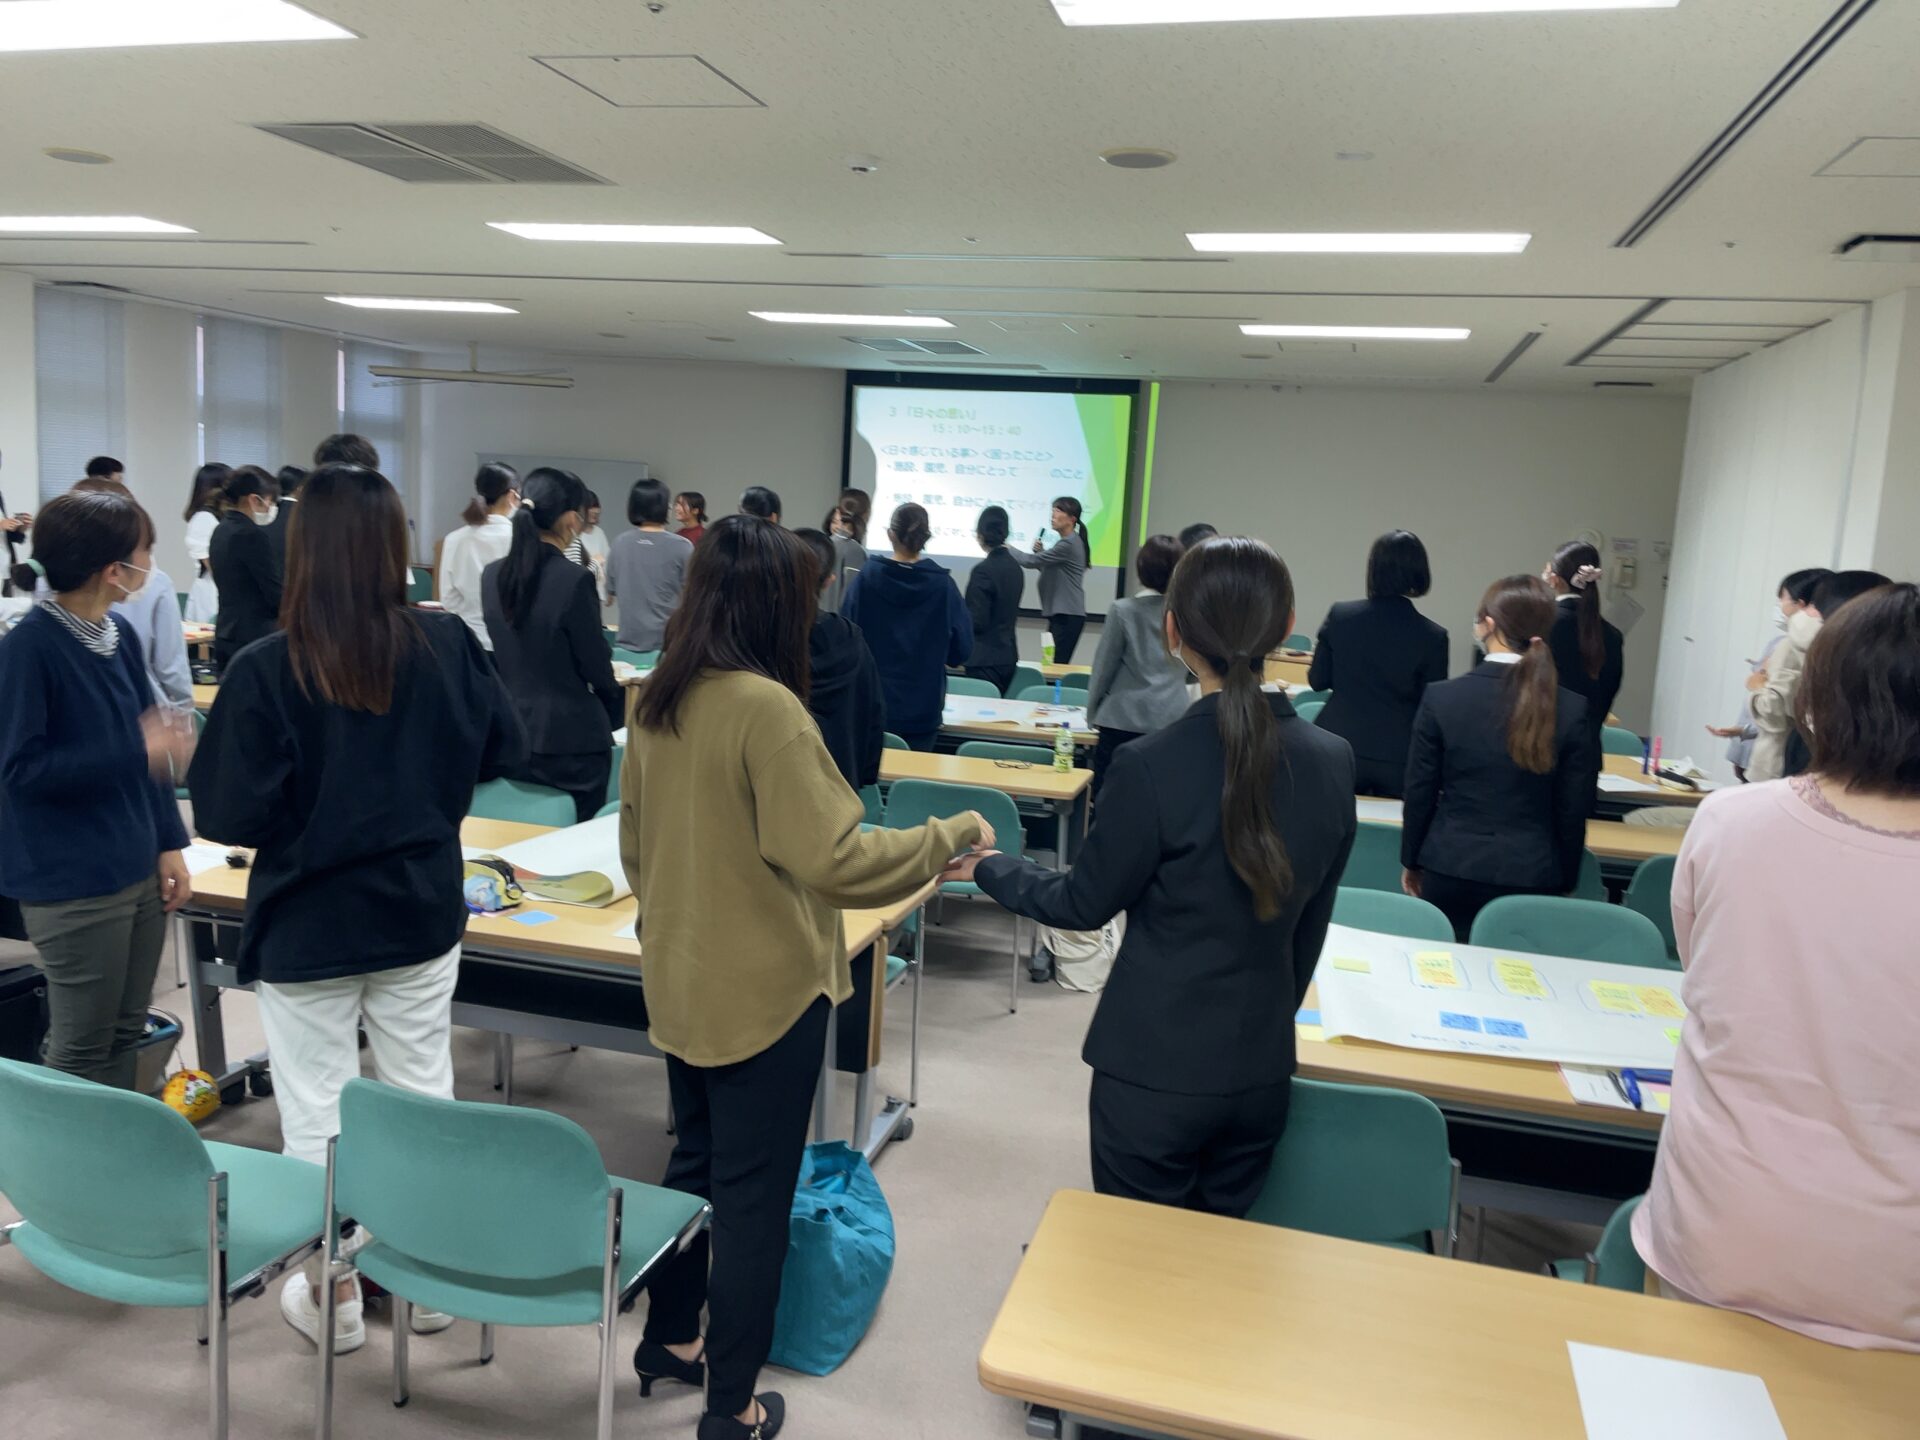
xmin=0 ymin=899 xmax=1592 ymax=1440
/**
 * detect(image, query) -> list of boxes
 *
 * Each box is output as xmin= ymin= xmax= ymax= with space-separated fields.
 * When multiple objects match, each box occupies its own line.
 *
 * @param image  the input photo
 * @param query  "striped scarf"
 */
xmin=37 ymin=596 xmax=120 ymax=659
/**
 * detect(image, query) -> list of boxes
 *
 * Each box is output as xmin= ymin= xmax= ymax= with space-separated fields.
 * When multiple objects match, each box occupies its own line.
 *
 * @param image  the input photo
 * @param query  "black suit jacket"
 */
xmin=976 ymin=692 xmax=1357 ymax=1096
xmin=482 ymin=544 xmax=623 ymax=755
xmin=1308 ymin=596 xmax=1449 ymax=773
xmin=1548 ymin=599 xmax=1624 ymax=766
xmin=210 ymin=510 xmax=283 ymax=669
xmin=964 ymin=545 xmax=1025 ymax=671
xmin=267 ymin=495 xmax=296 ymax=568
xmin=1401 ymin=661 xmax=1594 ymax=892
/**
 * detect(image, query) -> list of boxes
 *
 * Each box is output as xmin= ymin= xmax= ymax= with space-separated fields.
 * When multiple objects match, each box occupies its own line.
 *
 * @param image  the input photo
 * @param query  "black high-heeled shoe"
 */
xmin=697 ymin=1392 xmax=784 ymax=1440
xmin=632 ymin=1338 xmax=705 ymax=1397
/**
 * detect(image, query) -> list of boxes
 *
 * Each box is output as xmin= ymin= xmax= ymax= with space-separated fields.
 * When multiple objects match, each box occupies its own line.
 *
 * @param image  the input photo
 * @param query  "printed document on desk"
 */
xmin=1568 ymin=1343 xmax=1787 ymax=1440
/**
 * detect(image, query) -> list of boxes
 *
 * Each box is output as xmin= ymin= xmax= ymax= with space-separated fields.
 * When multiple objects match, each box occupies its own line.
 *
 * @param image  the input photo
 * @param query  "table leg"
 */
xmin=909 ymin=913 xmax=926 ymax=1108
xmin=184 ymin=915 xmax=228 ymax=1081
xmin=1053 ymin=798 xmax=1073 ymax=872
xmin=853 ymin=1069 xmax=876 ymax=1151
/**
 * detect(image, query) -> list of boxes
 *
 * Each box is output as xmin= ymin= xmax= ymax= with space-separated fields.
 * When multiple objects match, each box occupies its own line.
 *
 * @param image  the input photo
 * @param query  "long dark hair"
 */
xmin=496 ymin=467 xmax=586 ymax=627
xmin=830 ymin=487 xmax=871 ymax=544
xmin=184 ymin=462 xmax=230 ymax=521
xmin=636 ymin=515 xmax=814 ymax=735
xmin=222 ymin=464 xmax=277 ymax=508
xmin=1480 ymin=575 xmax=1560 ymax=774
xmin=1052 ymin=494 xmax=1089 ymax=556
xmin=11 ymin=490 xmax=154 ymax=593
xmin=1165 ymin=537 xmax=1295 ymax=921
xmin=284 ymin=465 xmax=419 ymax=714
xmin=462 ymin=462 xmax=518 ymax=527
xmin=1550 ymin=540 xmax=1605 ymax=678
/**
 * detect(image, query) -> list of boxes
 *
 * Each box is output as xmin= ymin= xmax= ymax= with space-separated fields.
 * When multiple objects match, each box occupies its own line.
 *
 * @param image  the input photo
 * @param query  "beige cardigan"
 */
xmin=1747 ymin=612 xmax=1817 ymax=782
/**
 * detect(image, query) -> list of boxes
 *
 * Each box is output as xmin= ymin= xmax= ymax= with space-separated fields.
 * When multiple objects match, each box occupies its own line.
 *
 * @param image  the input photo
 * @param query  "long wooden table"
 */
xmin=1358 ymin=797 xmax=1684 ymax=868
xmin=1600 ymin=752 xmax=1709 ymax=807
xmin=879 ymin=748 xmax=1092 ymax=870
xmin=981 ymin=1190 xmax=1920 ymax=1440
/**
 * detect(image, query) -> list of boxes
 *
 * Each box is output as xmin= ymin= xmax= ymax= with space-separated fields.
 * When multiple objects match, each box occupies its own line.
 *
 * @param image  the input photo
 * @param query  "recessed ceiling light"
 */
xmin=489 ymin=222 xmax=781 ymax=245
xmin=1100 ymin=147 xmax=1177 ymax=169
xmin=1053 ymin=0 xmax=1676 ymax=25
xmin=1191 ymin=232 xmax=1529 ymax=253
xmin=326 ymin=297 xmax=517 ymax=313
xmin=43 ymin=147 xmax=113 ymax=165
xmin=0 ymin=215 xmax=193 ymax=234
xmin=750 ymin=312 xmax=954 ymax=328
xmin=1241 ymin=324 xmax=1471 ymax=340
xmin=0 ymin=0 xmax=352 ymax=54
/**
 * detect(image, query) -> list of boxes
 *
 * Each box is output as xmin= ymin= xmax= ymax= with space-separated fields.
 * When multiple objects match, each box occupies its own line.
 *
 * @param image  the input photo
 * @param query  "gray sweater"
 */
xmin=1086 ymin=592 xmax=1190 ymax=735
xmin=1015 ymin=530 xmax=1088 ymax=618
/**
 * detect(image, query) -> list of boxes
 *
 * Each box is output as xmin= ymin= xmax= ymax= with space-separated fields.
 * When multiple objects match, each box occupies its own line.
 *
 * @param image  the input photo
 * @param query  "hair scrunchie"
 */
xmin=1572 ymin=564 xmax=1604 ymax=590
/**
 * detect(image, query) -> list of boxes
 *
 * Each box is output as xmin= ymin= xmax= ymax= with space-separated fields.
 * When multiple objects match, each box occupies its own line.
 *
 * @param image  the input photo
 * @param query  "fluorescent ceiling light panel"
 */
xmin=1241 ymin=324 xmax=1471 ymax=340
xmin=0 ymin=215 xmax=194 ymax=234
xmin=1190 ymin=231 xmax=1530 ymax=254
xmin=751 ymin=312 xmax=955 ymax=328
xmin=1053 ymin=1 xmax=1677 ymax=25
xmin=326 ymin=297 xmax=518 ymax=314
xmin=489 ymin=222 xmax=780 ymax=245
xmin=0 ymin=0 xmax=352 ymax=53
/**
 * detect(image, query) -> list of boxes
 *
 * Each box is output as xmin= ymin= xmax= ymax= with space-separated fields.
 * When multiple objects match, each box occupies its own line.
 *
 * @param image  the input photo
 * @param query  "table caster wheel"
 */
xmin=248 ymin=1070 xmax=274 ymax=1098
xmin=896 ymin=1116 xmax=915 ymax=1142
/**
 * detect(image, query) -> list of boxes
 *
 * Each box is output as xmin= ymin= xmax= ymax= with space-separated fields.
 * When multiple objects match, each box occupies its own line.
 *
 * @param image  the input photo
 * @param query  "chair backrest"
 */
xmin=1623 ymin=855 xmax=1679 ymax=960
xmin=1332 ymin=887 xmax=1453 ymax=943
xmin=1600 ymin=725 xmax=1644 ymax=757
xmin=1338 ymin=822 xmax=1405 ymax=893
xmin=605 ymin=743 xmax=624 ymax=808
xmin=1295 ymin=700 xmax=1325 ymax=724
xmin=1470 ymin=895 xmax=1672 ymax=969
xmin=1294 ymin=689 xmax=1332 ymax=707
xmin=882 ymin=732 xmax=911 ymax=751
xmin=858 ymin=783 xmax=885 ymax=826
xmin=1573 ymin=848 xmax=1606 ymax=902
xmin=1058 ymin=672 xmax=1089 ymax=692
xmin=1245 ymin=1079 xmax=1454 ymax=1247
xmin=956 ymin=740 xmax=1053 ymax=766
xmin=1285 ymin=633 xmax=1314 ymax=651
xmin=946 ymin=675 xmax=1001 ymax=698
xmin=1589 ymin=1195 xmax=1647 ymax=1291
xmin=470 ymin=777 xmax=577 ymax=827
xmin=0 ymin=1057 xmax=214 ymax=1261
xmin=594 ymin=798 xmax=620 ymax=820
xmin=407 ymin=568 xmax=433 ymax=605
xmin=612 ymin=647 xmax=658 ymax=671
xmin=335 ymin=1079 xmax=610 ymax=1281
xmin=1014 ymin=685 xmax=1060 ymax=703
xmin=1009 ymin=663 xmax=1043 ymax=696
xmin=884 ymin=779 xmax=1023 ymax=861
xmin=176 ymin=591 xmax=189 ymax=617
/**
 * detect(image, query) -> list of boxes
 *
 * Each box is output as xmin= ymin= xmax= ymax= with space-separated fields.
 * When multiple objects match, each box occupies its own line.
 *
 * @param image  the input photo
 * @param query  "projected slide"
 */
xmin=848 ymin=385 xmax=1132 ymax=569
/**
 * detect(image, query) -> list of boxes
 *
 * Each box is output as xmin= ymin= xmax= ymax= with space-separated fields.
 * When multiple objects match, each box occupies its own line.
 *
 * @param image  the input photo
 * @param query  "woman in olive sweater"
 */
xmin=620 ymin=515 xmax=989 ymax=1440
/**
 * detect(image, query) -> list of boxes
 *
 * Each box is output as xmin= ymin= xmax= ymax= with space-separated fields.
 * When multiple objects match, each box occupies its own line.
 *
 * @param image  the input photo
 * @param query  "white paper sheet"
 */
xmin=612 ymin=918 xmax=636 ymax=941
xmin=941 ymin=697 xmax=1087 ymax=731
xmin=490 ymin=814 xmax=631 ymax=907
xmin=1355 ymin=797 xmax=1405 ymax=824
xmin=181 ymin=842 xmax=235 ymax=876
xmin=1597 ymin=773 xmax=1663 ymax=795
xmin=1567 ymin=1343 xmax=1787 ymax=1440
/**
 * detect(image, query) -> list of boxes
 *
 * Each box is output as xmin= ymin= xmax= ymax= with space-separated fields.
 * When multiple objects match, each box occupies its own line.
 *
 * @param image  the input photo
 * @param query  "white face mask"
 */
xmin=250 ymin=501 xmax=278 ymax=527
xmin=111 ymin=560 xmax=150 ymax=599
xmin=1771 ymin=605 xmax=1790 ymax=632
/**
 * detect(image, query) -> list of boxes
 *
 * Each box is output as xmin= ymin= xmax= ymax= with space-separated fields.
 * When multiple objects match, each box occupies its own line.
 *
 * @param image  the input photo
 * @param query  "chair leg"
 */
xmin=909 ymin=915 xmax=926 ymax=1108
xmin=1008 ymin=918 xmax=1021 ymax=1015
xmin=392 ymin=1300 xmax=411 ymax=1407
xmin=480 ymin=1323 xmax=495 ymax=1365
xmin=596 ymin=1190 xmax=623 ymax=1440
xmin=206 ymin=1174 xmax=230 ymax=1440
xmin=493 ymin=1033 xmax=515 ymax=1103
xmin=315 ymin=1141 xmax=339 ymax=1440
xmin=197 ymin=1302 xmax=209 ymax=1345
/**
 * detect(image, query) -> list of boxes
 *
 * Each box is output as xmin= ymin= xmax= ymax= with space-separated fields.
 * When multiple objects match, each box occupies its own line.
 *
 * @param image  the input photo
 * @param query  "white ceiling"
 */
xmin=3 ymin=0 xmax=1917 ymax=392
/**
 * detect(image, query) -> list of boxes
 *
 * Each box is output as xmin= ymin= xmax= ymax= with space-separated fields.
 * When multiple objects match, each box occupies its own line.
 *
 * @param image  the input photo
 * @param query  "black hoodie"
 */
xmin=808 ymin=612 xmax=887 ymax=790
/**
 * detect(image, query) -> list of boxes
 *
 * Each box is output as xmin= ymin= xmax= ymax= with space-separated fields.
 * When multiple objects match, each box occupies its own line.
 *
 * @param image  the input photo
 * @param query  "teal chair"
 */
xmin=603 ymin=626 xmax=618 ymax=650
xmin=1293 ymin=689 xmax=1332 ymax=708
xmin=1284 ymin=632 xmax=1314 ymax=652
xmin=1471 ymin=896 xmax=1674 ymax=969
xmin=883 ymin=732 xmax=911 ymax=752
xmin=1015 ymin=684 xmax=1063 ymax=703
xmin=593 ymin=798 xmax=620 ymax=820
xmin=946 ymin=675 xmax=1000 ymax=698
xmin=1295 ymin=699 xmax=1325 ymax=724
xmin=859 ymin=783 xmax=886 ymax=826
xmin=956 ymin=740 xmax=1059 ymax=853
xmin=407 ymin=568 xmax=433 ymax=605
xmin=1623 ymin=855 xmax=1680 ymax=962
xmin=611 ymin=647 xmax=657 ymax=671
xmin=470 ymin=778 xmax=576 ymax=827
xmin=0 ymin=1058 xmax=325 ymax=1440
xmin=174 ymin=708 xmax=208 ymax=801
xmin=1008 ymin=663 xmax=1043 ymax=697
xmin=885 ymin=779 xmax=1028 ymax=1012
xmin=1245 ymin=1078 xmax=1459 ymax=1255
xmin=317 ymin=1079 xmax=708 ymax=1440
xmin=1339 ymin=822 xmax=1405 ymax=893
xmin=1573 ymin=848 xmax=1607 ymax=902
xmin=1058 ymin=672 xmax=1089 ymax=692
xmin=1333 ymin=887 xmax=1452 ymax=943
xmin=1601 ymin=725 xmax=1644 ymax=757
xmin=1548 ymin=1195 xmax=1646 ymax=1290
xmin=176 ymin=590 xmax=190 ymax=617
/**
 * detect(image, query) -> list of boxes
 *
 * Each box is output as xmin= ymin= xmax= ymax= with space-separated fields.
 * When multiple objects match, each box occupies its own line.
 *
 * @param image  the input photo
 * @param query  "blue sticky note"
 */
xmin=1295 ymin=1008 xmax=1322 ymax=1026
xmin=1484 ymin=1018 xmax=1528 ymax=1039
xmin=511 ymin=910 xmax=557 ymax=927
xmin=1439 ymin=1011 xmax=1483 ymax=1032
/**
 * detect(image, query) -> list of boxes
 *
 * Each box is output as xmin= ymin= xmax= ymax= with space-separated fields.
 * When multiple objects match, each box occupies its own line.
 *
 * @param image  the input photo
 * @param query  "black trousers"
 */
xmin=1048 ymin=615 xmax=1087 ymax=665
xmin=898 ymin=729 xmax=941 ymax=753
xmin=1090 ymin=726 xmax=1143 ymax=805
xmin=1418 ymin=870 xmax=1539 ymax=943
xmin=1088 ymin=1070 xmax=1292 ymax=1218
xmin=1352 ymin=753 xmax=1407 ymax=800
xmin=643 ymin=997 xmax=829 ymax=1417
xmin=965 ymin=663 xmax=1015 ymax=696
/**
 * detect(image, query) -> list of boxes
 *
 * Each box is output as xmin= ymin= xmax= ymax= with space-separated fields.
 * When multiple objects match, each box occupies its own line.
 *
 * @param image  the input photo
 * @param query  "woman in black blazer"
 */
xmin=1401 ymin=575 xmax=1595 ymax=941
xmin=951 ymin=538 xmax=1357 ymax=1217
xmin=483 ymin=468 xmax=624 ymax=823
xmin=210 ymin=465 xmax=283 ymax=670
xmin=1545 ymin=539 xmax=1623 ymax=781
xmin=1309 ymin=529 xmax=1449 ymax=798
xmin=963 ymin=505 xmax=1025 ymax=695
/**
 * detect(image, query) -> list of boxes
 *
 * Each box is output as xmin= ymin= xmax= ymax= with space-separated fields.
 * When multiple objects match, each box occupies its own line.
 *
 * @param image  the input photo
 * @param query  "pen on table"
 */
xmin=1651 ymin=735 xmax=1663 ymax=774
xmin=1619 ymin=1068 xmax=1673 ymax=1110
xmin=1641 ymin=738 xmax=1651 ymax=775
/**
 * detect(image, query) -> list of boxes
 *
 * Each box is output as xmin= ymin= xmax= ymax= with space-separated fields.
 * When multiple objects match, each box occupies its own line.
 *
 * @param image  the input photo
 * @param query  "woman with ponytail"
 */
xmin=1017 ymin=495 xmax=1091 ymax=663
xmin=950 ymin=538 xmax=1357 ymax=1216
xmin=182 ymin=462 xmax=229 ymax=622
xmin=438 ymin=462 xmax=519 ymax=649
xmin=1545 ymin=539 xmax=1624 ymax=783
xmin=482 ymin=467 xmax=623 ymax=822
xmin=1401 ymin=575 xmax=1595 ymax=941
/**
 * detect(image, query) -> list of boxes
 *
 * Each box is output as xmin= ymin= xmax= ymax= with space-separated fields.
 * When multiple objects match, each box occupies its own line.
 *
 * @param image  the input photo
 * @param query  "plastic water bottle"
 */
xmin=1041 ymin=630 xmax=1056 ymax=666
xmin=1053 ymin=722 xmax=1073 ymax=774
xmin=1053 ymin=679 xmax=1063 ymax=704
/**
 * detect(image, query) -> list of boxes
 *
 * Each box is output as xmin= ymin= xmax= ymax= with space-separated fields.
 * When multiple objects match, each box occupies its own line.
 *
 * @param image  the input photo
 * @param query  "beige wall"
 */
xmin=0 ymin=272 xmax=38 ymax=520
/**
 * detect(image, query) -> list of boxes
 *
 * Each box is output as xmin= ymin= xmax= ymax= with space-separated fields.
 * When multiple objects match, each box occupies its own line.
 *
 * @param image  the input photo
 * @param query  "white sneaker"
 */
xmin=280 ymin=1272 xmax=366 ymax=1355
xmin=409 ymin=1305 xmax=456 ymax=1334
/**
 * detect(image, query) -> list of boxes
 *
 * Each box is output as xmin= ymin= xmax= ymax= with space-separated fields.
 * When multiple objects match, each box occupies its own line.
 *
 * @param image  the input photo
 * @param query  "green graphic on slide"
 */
xmin=1072 ymin=393 xmax=1131 ymax=566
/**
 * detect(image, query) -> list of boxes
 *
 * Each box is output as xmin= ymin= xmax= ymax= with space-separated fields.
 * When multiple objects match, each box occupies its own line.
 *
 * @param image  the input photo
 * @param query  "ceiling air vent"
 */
xmin=845 ymin=337 xmax=986 ymax=356
xmin=1594 ymin=380 xmax=1656 ymax=388
xmin=254 ymin=123 xmax=607 ymax=185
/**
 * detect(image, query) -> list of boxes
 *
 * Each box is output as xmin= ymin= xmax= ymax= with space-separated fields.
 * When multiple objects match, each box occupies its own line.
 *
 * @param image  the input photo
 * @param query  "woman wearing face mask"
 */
xmin=1017 ymin=495 xmax=1090 ymax=664
xmin=210 ymin=465 xmax=284 ymax=671
xmin=483 ymin=467 xmax=625 ymax=823
xmin=182 ymin=462 xmax=229 ymax=623
xmin=1745 ymin=567 xmax=1837 ymax=784
xmin=1707 ymin=568 xmax=1830 ymax=781
xmin=0 ymin=490 xmax=195 ymax=1087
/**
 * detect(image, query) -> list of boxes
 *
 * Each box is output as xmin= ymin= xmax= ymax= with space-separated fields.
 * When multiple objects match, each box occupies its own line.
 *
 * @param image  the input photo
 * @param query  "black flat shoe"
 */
xmin=697 ymin=1393 xmax=784 ymax=1440
xmin=632 ymin=1338 xmax=705 ymax=1397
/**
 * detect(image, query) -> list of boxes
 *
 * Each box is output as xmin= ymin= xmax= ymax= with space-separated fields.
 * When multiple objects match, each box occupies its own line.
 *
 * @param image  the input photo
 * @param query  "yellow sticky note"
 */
xmin=1647 ymin=1090 xmax=1672 ymax=1115
xmin=1331 ymin=955 xmax=1372 ymax=974
xmin=1589 ymin=981 xmax=1643 ymax=1015
xmin=1494 ymin=957 xmax=1550 ymax=1000
xmin=1638 ymin=986 xmax=1685 ymax=1019
xmin=1413 ymin=951 xmax=1463 ymax=989
xmin=1296 ymin=1023 xmax=1327 ymax=1043
xmin=1664 ymin=1027 xmax=1683 ymax=1046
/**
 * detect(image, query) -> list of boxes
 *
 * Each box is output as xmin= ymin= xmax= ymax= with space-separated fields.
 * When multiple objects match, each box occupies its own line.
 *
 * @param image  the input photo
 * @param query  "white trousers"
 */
xmin=255 ymin=946 xmax=460 ymax=1167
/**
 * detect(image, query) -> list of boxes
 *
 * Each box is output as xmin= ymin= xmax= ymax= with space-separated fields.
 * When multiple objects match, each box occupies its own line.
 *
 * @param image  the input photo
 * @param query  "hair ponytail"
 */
xmin=1551 ymin=540 xmax=1606 ymax=679
xmin=496 ymin=467 xmax=585 ymax=626
xmin=1052 ymin=494 xmax=1089 ymax=558
xmin=1165 ymin=536 xmax=1295 ymax=920
xmin=463 ymin=462 xmax=518 ymax=527
xmin=1480 ymin=575 xmax=1560 ymax=773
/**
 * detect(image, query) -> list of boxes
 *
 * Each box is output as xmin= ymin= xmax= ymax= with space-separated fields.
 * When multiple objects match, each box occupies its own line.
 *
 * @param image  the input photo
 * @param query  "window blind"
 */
xmin=342 ymin=341 xmax=407 ymax=489
xmin=200 ymin=316 xmax=284 ymax=469
xmin=34 ymin=288 xmax=126 ymax=503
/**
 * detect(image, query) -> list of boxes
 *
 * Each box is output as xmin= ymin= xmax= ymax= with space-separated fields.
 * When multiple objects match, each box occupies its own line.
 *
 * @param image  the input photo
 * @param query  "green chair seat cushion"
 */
xmin=884 ymin=955 xmax=908 ymax=986
xmin=353 ymin=1178 xmax=704 ymax=1327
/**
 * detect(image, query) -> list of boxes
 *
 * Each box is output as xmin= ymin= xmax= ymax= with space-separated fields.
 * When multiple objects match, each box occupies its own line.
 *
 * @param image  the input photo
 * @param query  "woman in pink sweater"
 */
xmin=1634 ymin=581 xmax=1920 ymax=1350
